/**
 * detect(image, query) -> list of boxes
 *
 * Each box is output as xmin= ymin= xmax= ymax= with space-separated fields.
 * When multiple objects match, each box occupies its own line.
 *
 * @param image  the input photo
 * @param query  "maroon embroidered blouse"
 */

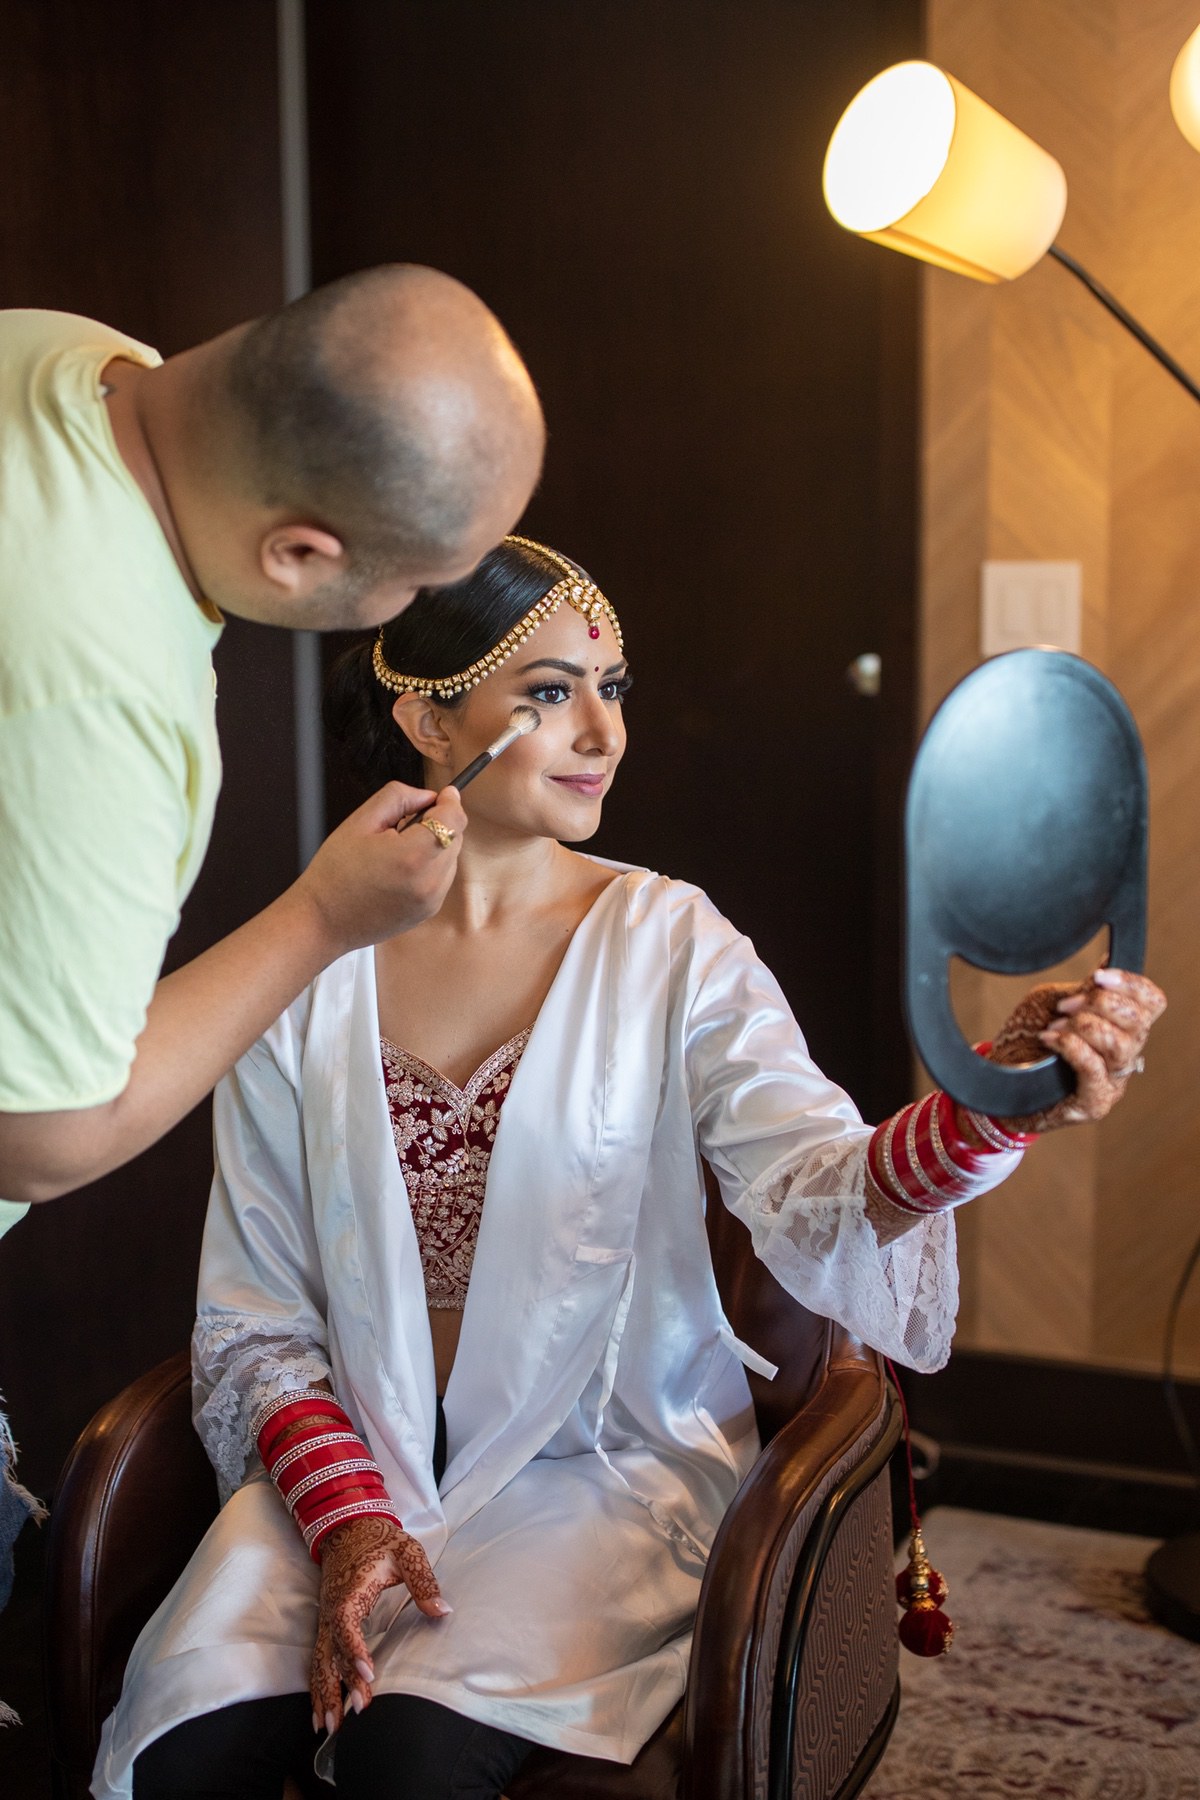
xmin=380 ymin=1029 xmax=531 ymax=1310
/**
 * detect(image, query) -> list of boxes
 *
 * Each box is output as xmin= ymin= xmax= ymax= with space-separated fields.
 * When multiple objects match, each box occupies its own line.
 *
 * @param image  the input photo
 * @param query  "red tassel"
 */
xmin=886 ymin=1362 xmax=955 ymax=1657
xmin=898 ymin=1596 xmax=955 ymax=1656
xmin=895 ymin=1525 xmax=954 ymax=1656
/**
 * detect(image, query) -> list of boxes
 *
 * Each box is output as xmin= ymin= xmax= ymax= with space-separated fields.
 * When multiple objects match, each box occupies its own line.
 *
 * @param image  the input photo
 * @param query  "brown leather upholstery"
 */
xmin=45 ymin=1174 xmax=899 ymax=1800
xmin=45 ymin=1355 xmax=220 ymax=1800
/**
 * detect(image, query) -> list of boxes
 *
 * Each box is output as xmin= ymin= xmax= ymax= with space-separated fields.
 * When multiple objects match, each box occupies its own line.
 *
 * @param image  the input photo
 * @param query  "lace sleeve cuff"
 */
xmin=191 ymin=1313 xmax=333 ymax=1503
xmin=728 ymin=1133 xmax=960 ymax=1371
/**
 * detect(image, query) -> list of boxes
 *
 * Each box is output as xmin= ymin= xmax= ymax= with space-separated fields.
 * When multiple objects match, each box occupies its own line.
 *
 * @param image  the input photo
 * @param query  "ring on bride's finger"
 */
xmin=417 ymin=817 xmax=456 ymax=849
xmin=1113 ymin=1055 xmax=1145 ymax=1078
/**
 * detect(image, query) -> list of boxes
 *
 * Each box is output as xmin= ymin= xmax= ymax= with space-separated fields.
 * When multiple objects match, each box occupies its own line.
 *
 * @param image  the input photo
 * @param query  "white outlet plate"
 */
xmin=980 ymin=560 xmax=1082 ymax=658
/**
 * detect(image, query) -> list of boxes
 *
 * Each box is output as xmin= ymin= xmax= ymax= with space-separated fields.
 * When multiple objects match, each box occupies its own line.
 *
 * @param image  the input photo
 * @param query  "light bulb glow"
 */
xmin=823 ymin=61 xmax=1067 ymax=284
xmin=823 ymin=62 xmax=957 ymax=233
xmin=1170 ymin=24 xmax=1200 ymax=153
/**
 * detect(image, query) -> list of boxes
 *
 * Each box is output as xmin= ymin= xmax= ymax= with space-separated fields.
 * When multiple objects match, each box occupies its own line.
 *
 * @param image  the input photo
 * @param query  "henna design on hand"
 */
xmin=988 ymin=970 xmax=1166 ymax=1134
xmin=864 ymin=1181 xmax=924 ymax=1247
xmin=309 ymin=1516 xmax=448 ymax=1732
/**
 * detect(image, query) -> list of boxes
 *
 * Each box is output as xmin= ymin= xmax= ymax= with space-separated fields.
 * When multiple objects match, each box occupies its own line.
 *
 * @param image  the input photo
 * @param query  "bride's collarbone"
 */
xmin=373 ymin=865 xmax=615 ymax=1079
xmin=375 ymin=940 xmax=550 ymax=1089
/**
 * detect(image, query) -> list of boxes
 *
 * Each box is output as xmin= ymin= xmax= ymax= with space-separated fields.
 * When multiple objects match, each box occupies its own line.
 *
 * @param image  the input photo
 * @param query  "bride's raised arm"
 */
xmin=680 ymin=896 xmax=1163 ymax=1372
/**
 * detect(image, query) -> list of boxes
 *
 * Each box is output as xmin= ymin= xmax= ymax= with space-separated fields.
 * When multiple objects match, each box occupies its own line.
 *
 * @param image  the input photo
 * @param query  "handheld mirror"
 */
xmin=905 ymin=649 xmax=1147 ymax=1117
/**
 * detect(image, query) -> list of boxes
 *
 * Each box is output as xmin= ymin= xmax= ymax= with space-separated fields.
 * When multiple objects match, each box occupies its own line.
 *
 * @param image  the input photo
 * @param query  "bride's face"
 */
xmin=397 ymin=602 xmax=630 ymax=842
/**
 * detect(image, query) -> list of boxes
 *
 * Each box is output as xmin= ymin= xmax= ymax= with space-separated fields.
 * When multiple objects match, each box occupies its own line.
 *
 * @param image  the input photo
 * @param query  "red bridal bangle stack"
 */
xmin=961 ymin=1041 xmax=1038 ymax=1156
xmin=253 ymin=1387 xmax=401 ymax=1561
xmin=867 ymin=1073 xmax=1035 ymax=1217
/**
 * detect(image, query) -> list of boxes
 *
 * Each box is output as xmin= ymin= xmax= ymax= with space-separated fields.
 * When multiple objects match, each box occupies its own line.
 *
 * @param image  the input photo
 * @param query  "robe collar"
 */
xmin=305 ymin=866 xmax=671 ymax=1543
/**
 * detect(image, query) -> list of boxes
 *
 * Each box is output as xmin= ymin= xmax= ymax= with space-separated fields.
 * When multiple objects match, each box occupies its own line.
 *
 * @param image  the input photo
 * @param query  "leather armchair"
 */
xmin=46 ymin=1182 xmax=900 ymax=1800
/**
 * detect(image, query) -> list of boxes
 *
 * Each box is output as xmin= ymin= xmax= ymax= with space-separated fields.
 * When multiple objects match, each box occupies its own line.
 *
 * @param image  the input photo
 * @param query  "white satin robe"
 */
xmin=94 ymin=867 xmax=1014 ymax=1796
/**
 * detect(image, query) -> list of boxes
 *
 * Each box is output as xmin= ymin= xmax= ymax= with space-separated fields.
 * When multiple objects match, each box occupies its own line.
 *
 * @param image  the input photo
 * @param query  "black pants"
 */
xmin=131 ymin=1404 xmax=533 ymax=1798
xmin=132 ymin=1691 xmax=533 ymax=1799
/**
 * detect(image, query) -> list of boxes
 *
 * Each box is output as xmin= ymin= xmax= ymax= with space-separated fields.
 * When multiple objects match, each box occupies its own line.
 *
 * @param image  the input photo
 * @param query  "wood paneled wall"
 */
xmin=922 ymin=0 xmax=1200 ymax=1373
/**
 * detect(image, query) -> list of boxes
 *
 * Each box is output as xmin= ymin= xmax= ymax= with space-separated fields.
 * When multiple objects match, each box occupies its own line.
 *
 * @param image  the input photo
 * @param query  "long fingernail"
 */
xmin=326 ymin=1710 xmax=337 ymax=1737
xmin=355 ymin=1658 xmax=374 ymax=1683
xmin=312 ymin=1710 xmax=321 ymax=1734
xmin=430 ymin=1598 xmax=454 ymax=1616
xmin=1056 ymin=995 xmax=1085 ymax=1013
xmin=349 ymin=1690 xmax=365 ymax=1715
xmin=1094 ymin=968 xmax=1123 ymax=988
xmin=1039 ymin=1027 xmax=1065 ymax=1042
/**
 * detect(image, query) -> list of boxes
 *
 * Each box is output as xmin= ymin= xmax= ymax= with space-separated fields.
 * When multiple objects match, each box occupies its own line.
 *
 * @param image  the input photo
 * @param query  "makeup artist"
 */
xmin=0 ymin=265 xmax=544 ymax=1226
xmin=94 ymin=537 xmax=1163 ymax=1800
xmin=0 ymin=268 xmax=543 ymax=1621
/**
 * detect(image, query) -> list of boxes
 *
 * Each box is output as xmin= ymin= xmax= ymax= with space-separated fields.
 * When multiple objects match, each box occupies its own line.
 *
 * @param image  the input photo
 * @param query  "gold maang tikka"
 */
xmin=372 ymin=534 xmax=623 ymax=700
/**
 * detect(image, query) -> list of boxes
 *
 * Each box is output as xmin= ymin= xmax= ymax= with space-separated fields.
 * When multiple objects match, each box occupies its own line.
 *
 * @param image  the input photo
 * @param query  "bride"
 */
xmin=96 ymin=535 xmax=1163 ymax=1800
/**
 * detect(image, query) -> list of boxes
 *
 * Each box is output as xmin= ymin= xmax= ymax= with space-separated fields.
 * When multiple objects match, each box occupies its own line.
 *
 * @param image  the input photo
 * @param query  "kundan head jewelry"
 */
xmin=372 ymin=535 xmax=624 ymax=701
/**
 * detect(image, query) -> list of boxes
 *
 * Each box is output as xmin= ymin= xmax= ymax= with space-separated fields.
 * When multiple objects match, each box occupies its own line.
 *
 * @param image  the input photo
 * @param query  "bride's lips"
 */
xmin=550 ymin=774 xmax=606 ymax=796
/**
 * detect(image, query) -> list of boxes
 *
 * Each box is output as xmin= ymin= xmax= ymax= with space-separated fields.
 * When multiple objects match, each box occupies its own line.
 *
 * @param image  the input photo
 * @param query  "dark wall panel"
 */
xmin=0 ymin=0 xmax=293 ymax=1494
xmin=309 ymin=0 xmax=920 ymax=1121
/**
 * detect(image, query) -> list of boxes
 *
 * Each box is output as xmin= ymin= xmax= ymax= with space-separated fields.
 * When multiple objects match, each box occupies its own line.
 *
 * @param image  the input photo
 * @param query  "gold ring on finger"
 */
xmin=418 ymin=816 xmax=456 ymax=850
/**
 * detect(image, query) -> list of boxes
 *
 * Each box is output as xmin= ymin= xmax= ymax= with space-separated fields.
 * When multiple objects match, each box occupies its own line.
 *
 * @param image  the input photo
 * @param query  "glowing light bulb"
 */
xmin=1170 ymin=24 xmax=1200 ymax=153
xmin=824 ymin=62 xmax=957 ymax=233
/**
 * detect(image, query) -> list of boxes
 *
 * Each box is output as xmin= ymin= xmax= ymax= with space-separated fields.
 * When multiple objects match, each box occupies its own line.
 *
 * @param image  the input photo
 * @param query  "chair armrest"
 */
xmin=44 ymin=1351 xmax=220 ymax=1797
xmin=683 ymin=1328 xmax=900 ymax=1800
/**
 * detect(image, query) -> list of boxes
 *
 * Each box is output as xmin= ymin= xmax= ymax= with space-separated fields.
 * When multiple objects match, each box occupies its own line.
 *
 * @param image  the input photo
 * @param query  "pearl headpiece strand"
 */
xmin=372 ymin=535 xmax=623 ymax=700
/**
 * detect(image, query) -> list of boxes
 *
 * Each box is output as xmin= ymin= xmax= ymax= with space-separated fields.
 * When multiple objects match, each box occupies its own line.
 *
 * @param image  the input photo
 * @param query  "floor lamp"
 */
xmin=821 ymin=58 xmax=1200 ymax=1642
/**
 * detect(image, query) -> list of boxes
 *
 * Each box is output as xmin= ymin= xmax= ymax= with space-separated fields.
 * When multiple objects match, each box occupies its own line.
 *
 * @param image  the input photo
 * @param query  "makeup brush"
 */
xmin=396 ymin=705 xmax=541 ymax=833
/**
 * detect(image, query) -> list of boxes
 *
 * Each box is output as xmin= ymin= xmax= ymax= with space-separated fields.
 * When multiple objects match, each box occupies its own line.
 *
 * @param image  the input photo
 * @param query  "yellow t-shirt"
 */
xmin=0 ymin=310 xmax=223 ymax=1225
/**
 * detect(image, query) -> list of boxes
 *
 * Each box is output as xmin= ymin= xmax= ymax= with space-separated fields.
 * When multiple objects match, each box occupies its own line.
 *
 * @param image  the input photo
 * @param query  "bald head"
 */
xmin=221 ymin=265 xmax=544 ymax=582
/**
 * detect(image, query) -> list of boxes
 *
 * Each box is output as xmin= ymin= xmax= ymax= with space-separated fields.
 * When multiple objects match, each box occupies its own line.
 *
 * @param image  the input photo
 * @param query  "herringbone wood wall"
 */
xmin=921 ymin=0 xmax=1200 ymax=1374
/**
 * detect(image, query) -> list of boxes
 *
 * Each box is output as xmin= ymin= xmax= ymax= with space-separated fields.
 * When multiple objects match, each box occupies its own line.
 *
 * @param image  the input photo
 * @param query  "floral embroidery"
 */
xmin=381 ymin=1029 xmax=531 ymax=1311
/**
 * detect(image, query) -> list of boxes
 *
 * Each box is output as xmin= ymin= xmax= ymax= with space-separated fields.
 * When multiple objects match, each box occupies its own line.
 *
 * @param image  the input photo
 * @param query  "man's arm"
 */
xmin=0 ymin=780 xmax=466 ymax=1203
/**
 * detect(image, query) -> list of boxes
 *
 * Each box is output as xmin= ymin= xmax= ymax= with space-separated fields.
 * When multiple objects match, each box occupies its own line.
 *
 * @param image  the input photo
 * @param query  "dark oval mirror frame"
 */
xmin=904 ymin=650 xmax=1148 ymax=1117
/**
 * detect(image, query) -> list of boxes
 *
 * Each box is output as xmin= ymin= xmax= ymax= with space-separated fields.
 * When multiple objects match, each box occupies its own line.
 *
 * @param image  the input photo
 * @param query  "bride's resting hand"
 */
xmin=310 ymin=1516 xmax=450 ymax=1734
xmin=987 ymin=968 xmax=1166 ymax=1135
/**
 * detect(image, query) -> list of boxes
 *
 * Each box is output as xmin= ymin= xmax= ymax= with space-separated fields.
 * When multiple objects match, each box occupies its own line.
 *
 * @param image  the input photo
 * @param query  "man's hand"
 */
xmin=295 ymin=782 xmax=467 ymax=961
xmin=310 ymin=1517 xmax=449 ymax=1735
xmin=0 ymin=781 xmax=466 ymax=1203
xmin=989 ymin=967 xmax=1166 ymax=1133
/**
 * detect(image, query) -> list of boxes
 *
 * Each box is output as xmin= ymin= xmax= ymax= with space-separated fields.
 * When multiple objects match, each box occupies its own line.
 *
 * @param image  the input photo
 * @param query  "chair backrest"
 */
xmin=703 ymin=1165 xmax=831 ymax=1444
xmin=45 ymin=1353 xmax=218 ymax=1800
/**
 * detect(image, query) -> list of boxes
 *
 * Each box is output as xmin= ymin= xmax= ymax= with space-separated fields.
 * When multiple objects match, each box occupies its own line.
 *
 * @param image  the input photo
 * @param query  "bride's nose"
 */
xmin=574 ymin=688 xmax=622 ymax=755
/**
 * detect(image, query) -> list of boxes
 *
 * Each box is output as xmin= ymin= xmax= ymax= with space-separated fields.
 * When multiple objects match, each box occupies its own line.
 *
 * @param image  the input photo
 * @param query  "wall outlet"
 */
xmin=980 ymin=560 xmax=1082 ymax=657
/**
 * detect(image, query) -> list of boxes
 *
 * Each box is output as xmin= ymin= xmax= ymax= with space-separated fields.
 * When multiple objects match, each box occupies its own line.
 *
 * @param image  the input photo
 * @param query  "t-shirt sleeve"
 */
xmin=0 ymin=693 xmax=192 ymax=1112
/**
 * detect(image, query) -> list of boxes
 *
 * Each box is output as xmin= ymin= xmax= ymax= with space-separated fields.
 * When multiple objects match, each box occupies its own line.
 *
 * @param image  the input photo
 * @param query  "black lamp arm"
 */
xmin=1048 ymin=243 xmax=1200 ymax=409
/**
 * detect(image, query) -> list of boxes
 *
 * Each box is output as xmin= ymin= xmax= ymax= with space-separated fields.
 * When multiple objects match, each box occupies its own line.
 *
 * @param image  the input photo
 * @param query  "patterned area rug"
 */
xmin=863 ymin=1508 xmax=1200 ymax=1800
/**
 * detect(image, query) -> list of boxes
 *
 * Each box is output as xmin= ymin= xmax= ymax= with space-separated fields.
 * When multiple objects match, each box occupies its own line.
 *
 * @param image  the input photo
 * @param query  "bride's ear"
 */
xmin=391 ymin=694 xmax=455 ymax=772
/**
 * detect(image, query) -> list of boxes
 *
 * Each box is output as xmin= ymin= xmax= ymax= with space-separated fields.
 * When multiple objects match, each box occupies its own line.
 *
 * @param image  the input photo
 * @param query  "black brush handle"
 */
xmin=394 ymin=750 xmax=492 ymax=833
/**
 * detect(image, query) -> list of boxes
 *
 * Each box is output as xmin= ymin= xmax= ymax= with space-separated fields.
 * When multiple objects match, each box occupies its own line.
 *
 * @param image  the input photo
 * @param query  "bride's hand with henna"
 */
xmin=310 ymin=1516 xmax=450 ymax=1735
xmin=986 ymin=968 xmax=1166 ymax=1135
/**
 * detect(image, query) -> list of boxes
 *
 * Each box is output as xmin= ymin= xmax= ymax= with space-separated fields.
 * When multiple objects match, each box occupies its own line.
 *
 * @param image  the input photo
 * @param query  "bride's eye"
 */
xmin=525 ymin=682 xmax=570 ymax=705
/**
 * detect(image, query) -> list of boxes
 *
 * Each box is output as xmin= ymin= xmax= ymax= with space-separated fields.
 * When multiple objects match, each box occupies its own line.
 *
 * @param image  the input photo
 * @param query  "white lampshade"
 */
xmin=823 ymin=61 xmax=1067 ymax=283
xmin=1170 ymin=24 xmax=1200 ymax=153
